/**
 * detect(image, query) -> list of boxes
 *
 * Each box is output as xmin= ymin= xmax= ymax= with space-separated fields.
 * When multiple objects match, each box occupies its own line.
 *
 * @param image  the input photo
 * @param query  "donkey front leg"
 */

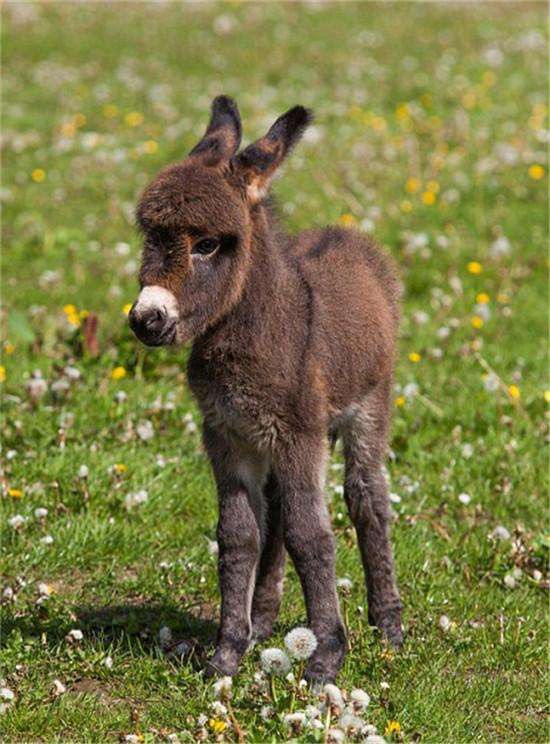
xmin=275 ymin=436 xmax=346 ymax=684
xmin=203 ymin=427 xmax=263 ymax=677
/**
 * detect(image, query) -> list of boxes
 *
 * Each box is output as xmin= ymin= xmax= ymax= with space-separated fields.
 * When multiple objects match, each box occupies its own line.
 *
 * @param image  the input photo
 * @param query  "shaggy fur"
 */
xmin=129 ymin=96 xmax=403 ymax=683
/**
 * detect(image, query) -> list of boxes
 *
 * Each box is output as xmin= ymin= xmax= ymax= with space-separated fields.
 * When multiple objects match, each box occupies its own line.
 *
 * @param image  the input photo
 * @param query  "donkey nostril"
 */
xmin=144 ymin=308 xmax=165 ymax=330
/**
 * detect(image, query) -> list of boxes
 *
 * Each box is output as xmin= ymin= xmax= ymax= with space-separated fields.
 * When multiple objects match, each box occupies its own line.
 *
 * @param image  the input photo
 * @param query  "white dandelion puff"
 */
xmin=326 ymin=728 xmax=345 ymax=743
xmin=350 ymin=688 xmax=370 ymax=711
xmin=213 ymin=676 xmax=232 ymax=700
xmin=339 ymin=711 xmax=365 ymax=734
xmin=283 ymin=712 xmax=307 ymax=732
xmin=323 ymin=683 xmax=345 ymax=711
xmin=259 ymin=648 xmax=291 ymax=675
xmin=284 ymin=627 xmax=318 ymax=660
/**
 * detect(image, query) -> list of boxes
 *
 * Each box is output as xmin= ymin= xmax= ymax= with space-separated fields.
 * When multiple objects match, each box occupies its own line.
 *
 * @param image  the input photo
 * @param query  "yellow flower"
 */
xmin=544 ymin=390 xmax=550 ymax=404
xmin=339 ymin=213 xmax=357 ymax=227
xmin=394 ymin=396 xmax=406 ymax=407
xmin=31 ymin=169 xmax=46 ymax=183
xmin=0 ymin=366 xmax=5 ymax=383
xmin=467 ymin=261 xmax=483 ymax=275
xmin=400 ymin=199 xmax=412 ymax=213
xmin=471 ymin=315 xmax=484 ymax=329
xmin=385 ymin=720 xmax=402 ymax=736
xmin=4 ymin=341 xmax=15 ymax=355
xmin=408 ymin=352 xmax=421 ymax=363
xmin=125 ymin=111 xmax=144 ymax=127
xmin=63 ymin=304 xmax=77 ymax=315
xmin=79 ymin=309 xmax=89 ymax=319
xmin=73 ymin=113 xmax=86 ymax=128
xmin=395 ymin=103 xmax=410 ymax=120
xmin=476 ymin=292 xmax=490 ymax=304
xmin=405 ymin=177 xmax=421 ymax=194
xmin=508 ymin=385 xmax=521 ymax=400
xmin=8 ymin=488 xmax=23 ymax=499
xmin=103 ymin=104 xmax=119 ymax=118
xmin=66 ymin=312 xmax=81 ymax=327
xmin=426 ymin=179 xmax=439 ymax=194
xmin=122 ymin=303 xmax=133 ymax=315
xmin=482 ymin=70 xmax=496 ymax=87
xmin=111 ymin=366 xmax=127 ymax=380
xmin=421 ymin=191 xmax=436 ymax=205
xmin=209 ymin=718 xmax=227 ymax=734
xmin=61 ymin=120 xmax=77 ymax=138
xmin=113 ymin=463 xmax=127 ymax=474
xmin=143 ymin=140 xmax=158 ymax=155
xmin=528 ymin=164 xmax=544 ymax=180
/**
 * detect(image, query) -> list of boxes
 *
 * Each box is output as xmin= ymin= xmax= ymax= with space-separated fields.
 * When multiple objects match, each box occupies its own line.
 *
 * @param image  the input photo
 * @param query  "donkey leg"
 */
xmin=275 ymin=436 xmax=346 ymax=684
xmin=342 ymin=385 xmax=403 ymax=647
xmin=251 ymin=473 xmax=285 ymax=641
xmin=203 ymin=425 xmax=264 ymax=676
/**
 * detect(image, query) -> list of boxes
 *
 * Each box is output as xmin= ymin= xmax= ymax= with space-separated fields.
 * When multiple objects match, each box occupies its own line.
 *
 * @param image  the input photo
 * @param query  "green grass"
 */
xmin=1 ymin=2 xmax=547 ymax=742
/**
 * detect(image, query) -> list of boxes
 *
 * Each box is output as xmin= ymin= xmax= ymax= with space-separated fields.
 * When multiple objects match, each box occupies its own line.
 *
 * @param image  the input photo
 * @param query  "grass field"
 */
xmin=1 ymin=2 xmax=548 ymax=742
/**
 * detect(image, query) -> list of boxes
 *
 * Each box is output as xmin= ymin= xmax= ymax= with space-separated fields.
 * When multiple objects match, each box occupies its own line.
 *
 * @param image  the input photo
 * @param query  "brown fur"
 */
xmin=129 ymin=97 xmax=403 ymax=683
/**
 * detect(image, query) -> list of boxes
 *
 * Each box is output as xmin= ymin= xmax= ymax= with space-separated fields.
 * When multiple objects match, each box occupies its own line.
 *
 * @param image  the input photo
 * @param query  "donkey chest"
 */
xmin=192 ymin=376 xmax=284 ymax=451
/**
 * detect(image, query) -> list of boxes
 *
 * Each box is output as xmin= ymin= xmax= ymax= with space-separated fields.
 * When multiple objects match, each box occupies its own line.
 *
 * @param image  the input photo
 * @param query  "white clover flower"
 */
xmin=78 ymin=465 xmax=89 ymax=479
xmin=103 ymin=656 xmax=113 ymax=669
xmin=197 ymin=713 xmax=208 ymax=727
xmin=158 ymin=625 xmax=173 ymax=648
xmin=491 ymin=526 xmax=511 ymax=541
xmin=260 ymin=648 xmax=291 ymax=675
xmin=66 ymin=629 xmax=83 ymax=642
xmin=461 ymin=443 xmax=474 ymax=459
xmin=285 ymin=672 xmax=295 ymax=683
xmin=483 ymin=373 xmax=499 ymax=392
xmin=40 ymin=535 xmax=54 ymax=546
xmin=34 ymin=507 xmax=48 ymax=519
xmin=350 ymin=688 xmax=370 ymax=711
xmin=8 ymin=515 xmax=26 ymax=529
xmin=283 ymin=712 xmax=307 ymax=731
xmin=213 ymin=676 xmax=232 ymax=700
xmin=458 ymin=493 xmax=471 ymax=505
xmin=0 ymin=688 xmax=14 ymax=701
xmin=504 ymin=574 xmax=516 ymax=589
xmin=323 ymin=683 xmax=345 ymax=710
xmin=284 ymin=627 xmax=318 ymax=660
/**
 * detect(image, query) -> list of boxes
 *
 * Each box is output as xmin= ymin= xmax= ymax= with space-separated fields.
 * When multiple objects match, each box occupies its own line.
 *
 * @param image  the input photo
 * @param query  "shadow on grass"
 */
xmin=1 ymin=598 xmax=218 ymax=666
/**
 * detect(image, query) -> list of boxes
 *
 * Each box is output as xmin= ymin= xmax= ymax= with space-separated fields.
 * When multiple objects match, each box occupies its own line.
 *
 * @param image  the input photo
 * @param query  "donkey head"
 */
xmin=129 ymin=96 xmax=312 ymax=346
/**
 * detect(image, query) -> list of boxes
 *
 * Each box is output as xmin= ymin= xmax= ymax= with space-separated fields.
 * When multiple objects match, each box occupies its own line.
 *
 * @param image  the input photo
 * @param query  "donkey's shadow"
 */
xmin=3 ymin=599 xmax=218 ymax=666
xmin=76 ymin=600 xmax=218 ymax=664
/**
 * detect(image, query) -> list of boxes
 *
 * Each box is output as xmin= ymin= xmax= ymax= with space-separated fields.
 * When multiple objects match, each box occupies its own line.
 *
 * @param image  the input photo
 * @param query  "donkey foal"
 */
xmin=129 ymin=96 xmax=403 ymax=683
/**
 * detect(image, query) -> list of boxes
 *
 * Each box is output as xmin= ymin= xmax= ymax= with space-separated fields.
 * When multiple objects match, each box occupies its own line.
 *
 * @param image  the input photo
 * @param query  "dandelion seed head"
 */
xmin=260 ymin=647 xmax=291 ymax=675
xmin=284 ymin=627 xmax=318 ymax=660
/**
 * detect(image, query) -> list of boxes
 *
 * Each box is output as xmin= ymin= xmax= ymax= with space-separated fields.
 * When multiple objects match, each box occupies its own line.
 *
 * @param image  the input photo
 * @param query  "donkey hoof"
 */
xmin=370 ymin=608 xmax=403 ymax=648
xmin=204 ymin=649 xmax=239 ymax=678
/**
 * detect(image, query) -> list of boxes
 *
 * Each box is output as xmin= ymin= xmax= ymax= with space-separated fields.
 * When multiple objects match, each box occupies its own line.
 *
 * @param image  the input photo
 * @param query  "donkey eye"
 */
xmin=192 ymin=238 xmax=220 ymax=256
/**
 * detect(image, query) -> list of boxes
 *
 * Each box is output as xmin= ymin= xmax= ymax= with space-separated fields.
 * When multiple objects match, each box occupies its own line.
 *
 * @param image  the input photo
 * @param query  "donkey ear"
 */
xmin=233 ymin=105 xmax=313 ymax=203
xmin=189 ymin=95 xmax=242 ymax=165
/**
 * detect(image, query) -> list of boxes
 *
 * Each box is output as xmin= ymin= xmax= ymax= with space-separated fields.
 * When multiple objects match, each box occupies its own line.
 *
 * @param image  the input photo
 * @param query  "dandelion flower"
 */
xmin=284 ymin=627 xmax=318 ymax=660
xmin=31 ymin=168 xmax=46 ymax=183
xmin=339 ymin=213 xmax=357 ymax=227
xmin=491 ymin=525 xmax=511 ymax=541
xmin=125 ymin=111 xmax=144 ymax=127
xmin=323 ymin=683 xmax=345 ymax=711
xmin=385 ymin=720 xmax=402 ymax=736
xmin=34 ymin=507 xmax=48 ymax=518
xmin=326 ymin=728 xmax=345 ymax=743
xmin=122 ymin=303 xmax=133 ymax=315
xmin=208 ymin=718 xmax=227 ymax=734
xmin=467 ymin=261 xmax=483 ymax=275
xmin=111 ymin=366 xmax=127 ymax=380
xmin=339 ymin=711 xmax=365 ymax=734
xmin=8 ymin=488 xmax=23 ymax=499
xmin=350 ymin=687 xmax=370 ymax=711
xmin=213 ymin=676 xmax=232 ymax=700
xmin=421 ymin=191 xmax=436 ymax=205
xmin=0 ymin=366 xmax=5 ymax=383
xmin=405 ymin=177 xmax=420 ymax=193
xmin=394 ymin=396 xmax=405 ymax=407
xmin=283 ymin=712 xmax=307 ymax=732
xmin=508 ymin=384 xmax=520 ymax=400
xmin=471 ymin=315 xmax=484 ymax=329
xmin=408 ymin=352 xmax=421 ymax=363
xmin=528 ymin=164 xmax=544 ymax=180
xmin=8 ymin=514 xmax=26 ymax=529
xmin=259 ymin=647 xmax=291 ymax=675
xmin=66 ymin=629 xmax=84 ymax=642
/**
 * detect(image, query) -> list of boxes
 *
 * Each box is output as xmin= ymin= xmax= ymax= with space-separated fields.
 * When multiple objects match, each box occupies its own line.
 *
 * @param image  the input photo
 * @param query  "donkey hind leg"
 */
xmin=251 ymin=472 xmax=285 ymax=642
xmin=341 ymin=386 xmax=403 ymax=647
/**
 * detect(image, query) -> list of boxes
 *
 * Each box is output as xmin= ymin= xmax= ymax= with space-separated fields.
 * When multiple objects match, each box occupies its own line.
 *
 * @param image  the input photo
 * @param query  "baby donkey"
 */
xmin=129 ymin=96 xmax=403 ymax=684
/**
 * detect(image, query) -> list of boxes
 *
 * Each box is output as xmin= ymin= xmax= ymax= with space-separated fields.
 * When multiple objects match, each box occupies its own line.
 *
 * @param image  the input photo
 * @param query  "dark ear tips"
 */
xmin=211 ymin=95 xmax=242 ymax=140
xmin=189 ymin=95 xmax=242 ymax=160
xmin=267 ymin=105 xmax=314 ymax=152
